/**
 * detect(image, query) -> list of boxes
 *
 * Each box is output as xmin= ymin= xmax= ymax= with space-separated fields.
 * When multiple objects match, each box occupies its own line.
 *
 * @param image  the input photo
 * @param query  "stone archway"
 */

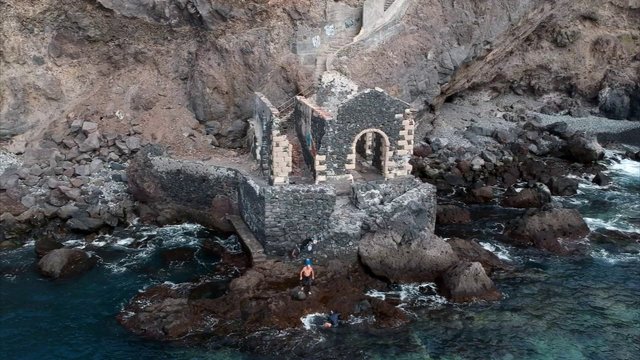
xmin=347 ymin=128 xmax=390 ymax=180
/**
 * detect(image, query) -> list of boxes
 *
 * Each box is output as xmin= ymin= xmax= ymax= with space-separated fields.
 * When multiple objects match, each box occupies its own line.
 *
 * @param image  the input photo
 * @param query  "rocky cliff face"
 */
xmin=2 ymin=0 xmax=638 ymax=154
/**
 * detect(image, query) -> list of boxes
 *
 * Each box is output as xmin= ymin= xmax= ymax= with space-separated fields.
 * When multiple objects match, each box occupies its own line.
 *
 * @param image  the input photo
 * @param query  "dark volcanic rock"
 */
xmin=358 ymin=229 xmax=458 ymax=282
xmin=38 ymin=248 xmax=97 ymax=278
xmin=549 ymin=176 xmax=579 ymax=196
xmin=118 ymin=260 xmax=404 ymax=342
xmin=436 ymin=204 xmax=471 ymax=224
xmin=161 ymin=247 xmax=196 ymax=263
xmin=66 ymin=215 xmax=105 ymax=232
xmin=35 ymin=237 xmax=64 ymax=258
xmin=440 ymin=261 xmax=501 ymax=303
xmin=564 ymin=133 xmax=604 ymax=163
xmin=599 ymin=87 xmax=630 ymax=120
xmin=501 ymin=184 xmax=551 ymax=208
xmin=504 ymin=208 xmax=590 ymax=253
xmin=447 ymin=238 xmax=513 ymax=275
xmin=592 ymin=171 xmax=612 ymax=186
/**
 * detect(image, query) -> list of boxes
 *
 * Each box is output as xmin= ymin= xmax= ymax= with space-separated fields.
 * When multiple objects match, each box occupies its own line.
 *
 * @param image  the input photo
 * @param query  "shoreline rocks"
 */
xmin=38 ymin=248 xmax=97 ymax=279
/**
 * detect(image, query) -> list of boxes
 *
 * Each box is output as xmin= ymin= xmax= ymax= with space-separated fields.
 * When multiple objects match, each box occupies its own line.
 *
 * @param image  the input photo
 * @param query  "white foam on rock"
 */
xmin=480 ymin=241 xmax=513 ymax=261
xmin=300 ymin=312 xmax=326 ymax=330
xmin=591 ymin=249 xmax=640 ymax=264
xmin=366 ymin=283 xmax=448 ymax=307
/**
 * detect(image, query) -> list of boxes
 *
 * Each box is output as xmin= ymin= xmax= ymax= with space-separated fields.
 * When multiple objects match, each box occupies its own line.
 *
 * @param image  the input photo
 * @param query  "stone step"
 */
xmin=226 ymin=215 xmax=267 ymax=266
xmin=385 ymin=0 xmax=395 ymax=11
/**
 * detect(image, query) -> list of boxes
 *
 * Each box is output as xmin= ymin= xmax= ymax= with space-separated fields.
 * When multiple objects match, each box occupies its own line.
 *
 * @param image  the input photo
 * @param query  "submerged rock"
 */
xmin=38 ymin=248 xmax=97 ymax=278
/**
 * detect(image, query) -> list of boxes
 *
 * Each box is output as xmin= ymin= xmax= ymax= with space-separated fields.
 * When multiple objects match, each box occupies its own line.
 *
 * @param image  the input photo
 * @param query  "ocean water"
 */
xmin=1 ymin=157 xmax=639 ymax=359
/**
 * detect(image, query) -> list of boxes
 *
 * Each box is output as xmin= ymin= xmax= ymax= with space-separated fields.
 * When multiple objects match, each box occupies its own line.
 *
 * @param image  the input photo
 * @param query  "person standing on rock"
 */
xmin=299 ymin=258 xmax=315 ymax=295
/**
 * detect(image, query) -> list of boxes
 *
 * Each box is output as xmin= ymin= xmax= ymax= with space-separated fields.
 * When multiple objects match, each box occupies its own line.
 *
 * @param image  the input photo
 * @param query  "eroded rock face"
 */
xmin=440 ymin=262 xmax=501 ymax=303
xmin=38 ymin=248 xmax=97 ymax=278
xmin=358 ymin=229 xmax=459 ymax=283
xmin=504 ymin=207 xmax=590 ymax=253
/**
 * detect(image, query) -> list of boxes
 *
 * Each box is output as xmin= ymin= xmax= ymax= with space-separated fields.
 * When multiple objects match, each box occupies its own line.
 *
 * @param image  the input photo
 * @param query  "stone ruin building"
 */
xmin=251 ymin=72 xmax=416 ymax=186
xmin=225 ymin=72 xmax=432 ymax=262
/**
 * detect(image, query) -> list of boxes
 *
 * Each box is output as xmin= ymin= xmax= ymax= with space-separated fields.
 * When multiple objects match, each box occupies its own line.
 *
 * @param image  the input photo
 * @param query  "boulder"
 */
xmin=504 ymin=208 xmax=590 ymax=253
xmin=38 ymin=248 xmax=96 ymax=278
xmin=592 ymin=171 xmax=611 ymax=186
xmin=501 ymin=184 xmax=551 ymax=208
xmin=447 ymin=238 xmax=513 ymax=275
xmin=66 ymin=215 xmax=105 ymax=232
xmin=436 ymin=204 xmax=471 ymax=224
xmin=35 ymin=237 xmax=64 ymax=258
xmin=467 ymin=186 xmax=495 ymax=203
xmin=548 ymin=176 xmax=579 ymax=196
xmin=440 ymin=261 xmax=501 ymax=303
xmin=564 ymin=133 xmax=604 ymax=163
xmin=358 ymin=229 xmax=458 ymax=283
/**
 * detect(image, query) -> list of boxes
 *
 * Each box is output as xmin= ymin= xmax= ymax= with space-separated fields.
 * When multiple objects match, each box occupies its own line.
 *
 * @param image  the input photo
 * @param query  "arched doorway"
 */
xmin=350 ymin=129 xmax=389 ymax=181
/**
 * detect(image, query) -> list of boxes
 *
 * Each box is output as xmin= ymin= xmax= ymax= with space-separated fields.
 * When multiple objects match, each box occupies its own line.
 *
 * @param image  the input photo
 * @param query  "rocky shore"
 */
xmin=1 ymin=0 xmax=639 ymax=355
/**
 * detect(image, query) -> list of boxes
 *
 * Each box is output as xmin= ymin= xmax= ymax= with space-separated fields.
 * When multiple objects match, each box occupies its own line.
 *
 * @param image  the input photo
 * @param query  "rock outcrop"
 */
xmin=504 ymin=207 xmax=590 ymax=253
xmin=358 ymin=229 xmax=458 ymax=283
xmin=38 ymin=248 xmax=97 ymax=278
xmin=440 ymin=262 xmax=501 ymax=303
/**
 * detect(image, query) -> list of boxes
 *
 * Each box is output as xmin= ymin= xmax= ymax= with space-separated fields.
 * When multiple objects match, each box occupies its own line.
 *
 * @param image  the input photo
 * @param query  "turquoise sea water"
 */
xmin=1 ymin=157 xmax=638 ymax=360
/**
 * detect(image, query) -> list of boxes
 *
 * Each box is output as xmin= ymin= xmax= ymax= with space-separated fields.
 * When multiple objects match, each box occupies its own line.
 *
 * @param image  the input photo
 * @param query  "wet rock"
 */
xmin=436 ymin=204 xmax=471 ymax=224
xmin=592 ymin=171 xmax=611 ymax=186
xmin=35 ymin=238 xmax=64 ymax=258
xmin=501 ymin=184 xmax=551 ymax=208
xmin=440 ymin=261 xmax=501 ymax=303
xmin=549 ymin=176 xmax=579 ymax=196
xmin=38 ymin=248 xmax=96 ymax=279
xmin=66 ymin=215 xmax=105 ymax=232
xmin=447 ymin=238 xmax=513 ymax=274
xmin=358 ymin=229 xmax=458 ymax=282
xmin=504 ymin=208 xmax=590 ymax=253
xmin=161 ymin=247 xmax=196 ymax=263
xmin=467 ymin=186 xmax=494 ymax=203
xmin=0 ymin=240 xmax=20 ymax=251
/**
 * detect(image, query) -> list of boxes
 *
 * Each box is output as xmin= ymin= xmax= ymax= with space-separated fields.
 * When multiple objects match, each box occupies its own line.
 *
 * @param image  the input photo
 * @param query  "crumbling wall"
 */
xmin=294 ymin=96 xmax=330 ymax=180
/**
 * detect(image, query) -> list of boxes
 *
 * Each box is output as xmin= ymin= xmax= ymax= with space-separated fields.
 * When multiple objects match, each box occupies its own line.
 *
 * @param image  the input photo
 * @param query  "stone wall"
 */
xmin=253 ymin=92 xmax=292 ymax=185
xmin=252 ymin=93 xmax=278 ymax=178
xmin=319 ymin=88 xmax=410 ymax=178
xmin=294 ymin=96 xmax=330 ymax=180
xmin=238 ymin=177 xmax=266 ymax=242
xmin=262 ymin=184 xmax=336 ymax=256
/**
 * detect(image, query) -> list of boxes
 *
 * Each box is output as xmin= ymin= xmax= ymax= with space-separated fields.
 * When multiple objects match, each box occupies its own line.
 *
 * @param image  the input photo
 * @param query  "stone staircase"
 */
xmin=227 ymin=215 xmax=267 ymax=265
